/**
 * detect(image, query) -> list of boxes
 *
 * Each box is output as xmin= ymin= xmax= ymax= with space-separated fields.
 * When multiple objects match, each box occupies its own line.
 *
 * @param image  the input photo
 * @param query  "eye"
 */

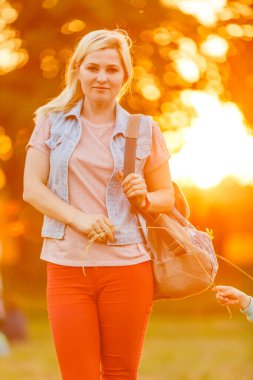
xmin=107 ymin=68 xmax=118 ymax=73
xmin=87 ymin=66 xmax=98 ymax=71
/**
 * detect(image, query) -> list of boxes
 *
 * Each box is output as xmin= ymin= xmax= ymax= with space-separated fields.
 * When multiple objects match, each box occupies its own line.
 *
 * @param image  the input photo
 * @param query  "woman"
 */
xmin=23 ymin=29 xmax=175 ymax=380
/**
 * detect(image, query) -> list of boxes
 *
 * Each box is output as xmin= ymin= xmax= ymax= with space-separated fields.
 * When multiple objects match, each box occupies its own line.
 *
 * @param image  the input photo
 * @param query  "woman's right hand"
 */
xmin=70 ymin=212 xmax=115 ymax=244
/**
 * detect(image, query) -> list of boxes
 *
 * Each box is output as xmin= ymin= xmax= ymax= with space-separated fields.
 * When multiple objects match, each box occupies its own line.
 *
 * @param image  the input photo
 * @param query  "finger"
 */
xmin=117 ymin=170 xmax=124 ymax=182
xmin=217 ymin=298 xmax=229 ymax=305
xmin=220 ymin=300 xmax=238 ymax=306
xmin=121 ymin=173 xmax=139 ymax=187
xmin=226 ymin=300 xmax=239 ymax=305
xmin=100 ymin=220 xmax=115 ymax=242
xmin=125 ymin=182 xmax=146 ymax=193
xmin=92 ymin=225 xmax=107 ymax=243
xmin=97 ymin=224 xmax=111 ymax=242
xmin=101 ymin=224 xmax=115 ymax=242
xmin=126 ymin=189 xmax=146 ymax=198
xmin=216 ymin=293 xmax=232 ymax=302
xmin=100 ymin=218 xmax=115 ymax=242
xmin=103 ymin=217 xmax=115 ymax=229
xmin=123 ymin=177 xmax=144 ymax=192
xmin=87 ymin=232 xmax=106 ymax=243
xmin=218 ymin=296 xmax=232 ymax=303
xmin=218 ymin=289 xmax=234 ymax=297
xmin=213 ymin=285 xmax=232 ymax=292
xmin=214 ymin=287 xmax=232 ymax=296
xmin=124 ymin=183 xmax=146 ymax=196
xmin=216 ymin=294 xmax=226 ymax=301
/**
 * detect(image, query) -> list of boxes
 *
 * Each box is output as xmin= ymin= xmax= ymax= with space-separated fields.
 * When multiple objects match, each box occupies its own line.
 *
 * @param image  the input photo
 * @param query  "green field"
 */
xmin=0 ymin=309 xmax=252 ymax=380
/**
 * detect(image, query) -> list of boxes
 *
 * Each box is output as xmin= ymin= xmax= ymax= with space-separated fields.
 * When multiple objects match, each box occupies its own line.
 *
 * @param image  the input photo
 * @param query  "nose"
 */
xmin=97 ymin=69 xmax=107 ymax=83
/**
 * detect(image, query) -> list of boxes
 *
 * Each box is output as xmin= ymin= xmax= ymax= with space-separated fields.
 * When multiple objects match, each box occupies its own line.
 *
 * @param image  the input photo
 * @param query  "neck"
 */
xmin=81 ymin=97 xmax=116 ymax=123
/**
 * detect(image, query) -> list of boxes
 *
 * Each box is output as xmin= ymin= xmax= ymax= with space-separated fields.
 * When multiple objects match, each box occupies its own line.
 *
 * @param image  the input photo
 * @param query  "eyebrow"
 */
xmin=85 ymin=63 xmax=120 ymax=68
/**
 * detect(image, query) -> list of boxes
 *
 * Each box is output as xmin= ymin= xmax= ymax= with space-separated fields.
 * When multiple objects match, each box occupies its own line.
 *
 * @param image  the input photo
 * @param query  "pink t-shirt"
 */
xmin=26 ymin=114 xmax=170 ymax=267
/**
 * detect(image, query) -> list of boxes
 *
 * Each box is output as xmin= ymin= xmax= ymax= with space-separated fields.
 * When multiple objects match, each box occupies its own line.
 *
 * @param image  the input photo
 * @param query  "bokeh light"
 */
xmin=153 ymin=27 xmax=171 ymax=46
xmin=61 ymin=19 xmax=85 ymax=35
xmin=200 ymin=34 xmax=229 ymax=59
xmin=0 ymin=1 xmax=28 ymax=75
xmin=41 ymin=0 xmax=58 ymax=9
xmin=0 ymin=167 xmax=6 ymax=189
xmin=174 ymin=57 xmax=200 ymax=83
xmin=0 ymin=133 xmax=13 ymax=161
xmin=141 ymin=83 xmax=161 ymax=101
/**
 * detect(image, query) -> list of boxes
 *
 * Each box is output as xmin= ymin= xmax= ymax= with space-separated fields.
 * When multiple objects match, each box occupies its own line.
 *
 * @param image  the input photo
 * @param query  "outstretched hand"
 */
xmin=212 ymin=285 xmax=251 ymax=310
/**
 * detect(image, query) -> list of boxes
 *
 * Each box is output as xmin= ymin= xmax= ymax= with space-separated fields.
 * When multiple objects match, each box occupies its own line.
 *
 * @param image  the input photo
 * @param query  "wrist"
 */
xmin=140 ymin=193 xmax=151 ymax=210
xmin=240 ymin=294 xmax=251 ymax=310
xmin=67 ymin=209 xmax=82 ymax=228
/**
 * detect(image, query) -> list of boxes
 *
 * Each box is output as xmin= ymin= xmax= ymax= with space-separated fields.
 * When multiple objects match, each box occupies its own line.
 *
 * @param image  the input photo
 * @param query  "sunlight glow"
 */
xmin=159 ymin=0 xmax=227 ymax=26
xmin=166 ymin=91 xmax=253 ymax=188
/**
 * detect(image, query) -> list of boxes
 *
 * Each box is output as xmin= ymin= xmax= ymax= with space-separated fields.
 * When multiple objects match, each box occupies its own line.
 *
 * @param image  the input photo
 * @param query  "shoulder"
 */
xmin=138 ymin=114 xmax=153 ymax=142
xmin=48 ymin=110 xmax=65 ymax=124
xmin=147 ymin=116 xmax=166 ymax=143
xmin=46 ymin=109 xmax=71 ymax=135
xmin=34 ymin=114 xmax=51 ymax=133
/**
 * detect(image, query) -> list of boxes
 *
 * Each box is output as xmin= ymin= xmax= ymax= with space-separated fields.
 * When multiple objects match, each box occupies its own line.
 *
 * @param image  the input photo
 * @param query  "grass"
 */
xmin=0 ymin=310 xmax=253 ymax=380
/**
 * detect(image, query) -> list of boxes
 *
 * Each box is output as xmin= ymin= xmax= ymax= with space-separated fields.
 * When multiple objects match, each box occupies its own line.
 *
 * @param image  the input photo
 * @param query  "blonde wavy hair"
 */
xmin=34 ymin=29 xmax=133 ymax=123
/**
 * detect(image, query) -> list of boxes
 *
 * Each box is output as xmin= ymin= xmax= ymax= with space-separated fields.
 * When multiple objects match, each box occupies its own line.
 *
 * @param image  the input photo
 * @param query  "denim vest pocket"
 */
xmin=135 ymin=144 xmax=150 ymax=173
xmin=45 ymin=133 xmax=65 ymax=150
xmin=117 ymin=142 xmax=150 ymax=173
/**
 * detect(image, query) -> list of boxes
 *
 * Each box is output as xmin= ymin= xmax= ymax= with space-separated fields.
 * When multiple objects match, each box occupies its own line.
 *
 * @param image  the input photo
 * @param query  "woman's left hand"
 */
xmin=117 ymin=170 xmax=147 ymax=208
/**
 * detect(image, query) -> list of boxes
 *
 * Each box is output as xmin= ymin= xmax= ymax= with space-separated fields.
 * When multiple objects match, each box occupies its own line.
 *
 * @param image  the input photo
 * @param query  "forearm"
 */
xmin=145 ymin=188 xmax=174 ymax=213
xmin=23 ymin=182 xmax=81 ymax=227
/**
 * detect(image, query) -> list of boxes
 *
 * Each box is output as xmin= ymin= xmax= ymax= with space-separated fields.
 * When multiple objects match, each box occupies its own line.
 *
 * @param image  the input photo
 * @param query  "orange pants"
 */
xmin=47 ymin=261 xmax=154 ymax=380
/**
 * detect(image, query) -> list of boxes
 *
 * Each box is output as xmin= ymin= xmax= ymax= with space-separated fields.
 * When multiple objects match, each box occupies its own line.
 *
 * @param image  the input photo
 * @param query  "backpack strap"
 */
xmin=124 ymin=115 xmax=186 ymax=256
xmin=123 ymin=114 xmax=142 ymax=178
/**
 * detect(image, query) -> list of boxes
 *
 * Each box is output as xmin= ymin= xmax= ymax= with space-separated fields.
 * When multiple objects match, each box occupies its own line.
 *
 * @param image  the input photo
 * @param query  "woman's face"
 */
xmin=78 ymin=48 xmax=125 ymax=104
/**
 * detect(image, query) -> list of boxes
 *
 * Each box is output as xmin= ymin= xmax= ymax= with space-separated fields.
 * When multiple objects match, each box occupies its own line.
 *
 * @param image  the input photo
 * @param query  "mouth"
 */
xmin=93 ymin=87 xmax=110 ymax=90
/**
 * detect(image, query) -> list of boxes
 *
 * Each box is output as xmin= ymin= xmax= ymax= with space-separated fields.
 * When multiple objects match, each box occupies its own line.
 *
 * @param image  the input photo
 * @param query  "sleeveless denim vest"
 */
xmin=41 ymin=98 xmax=153 ymax=245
